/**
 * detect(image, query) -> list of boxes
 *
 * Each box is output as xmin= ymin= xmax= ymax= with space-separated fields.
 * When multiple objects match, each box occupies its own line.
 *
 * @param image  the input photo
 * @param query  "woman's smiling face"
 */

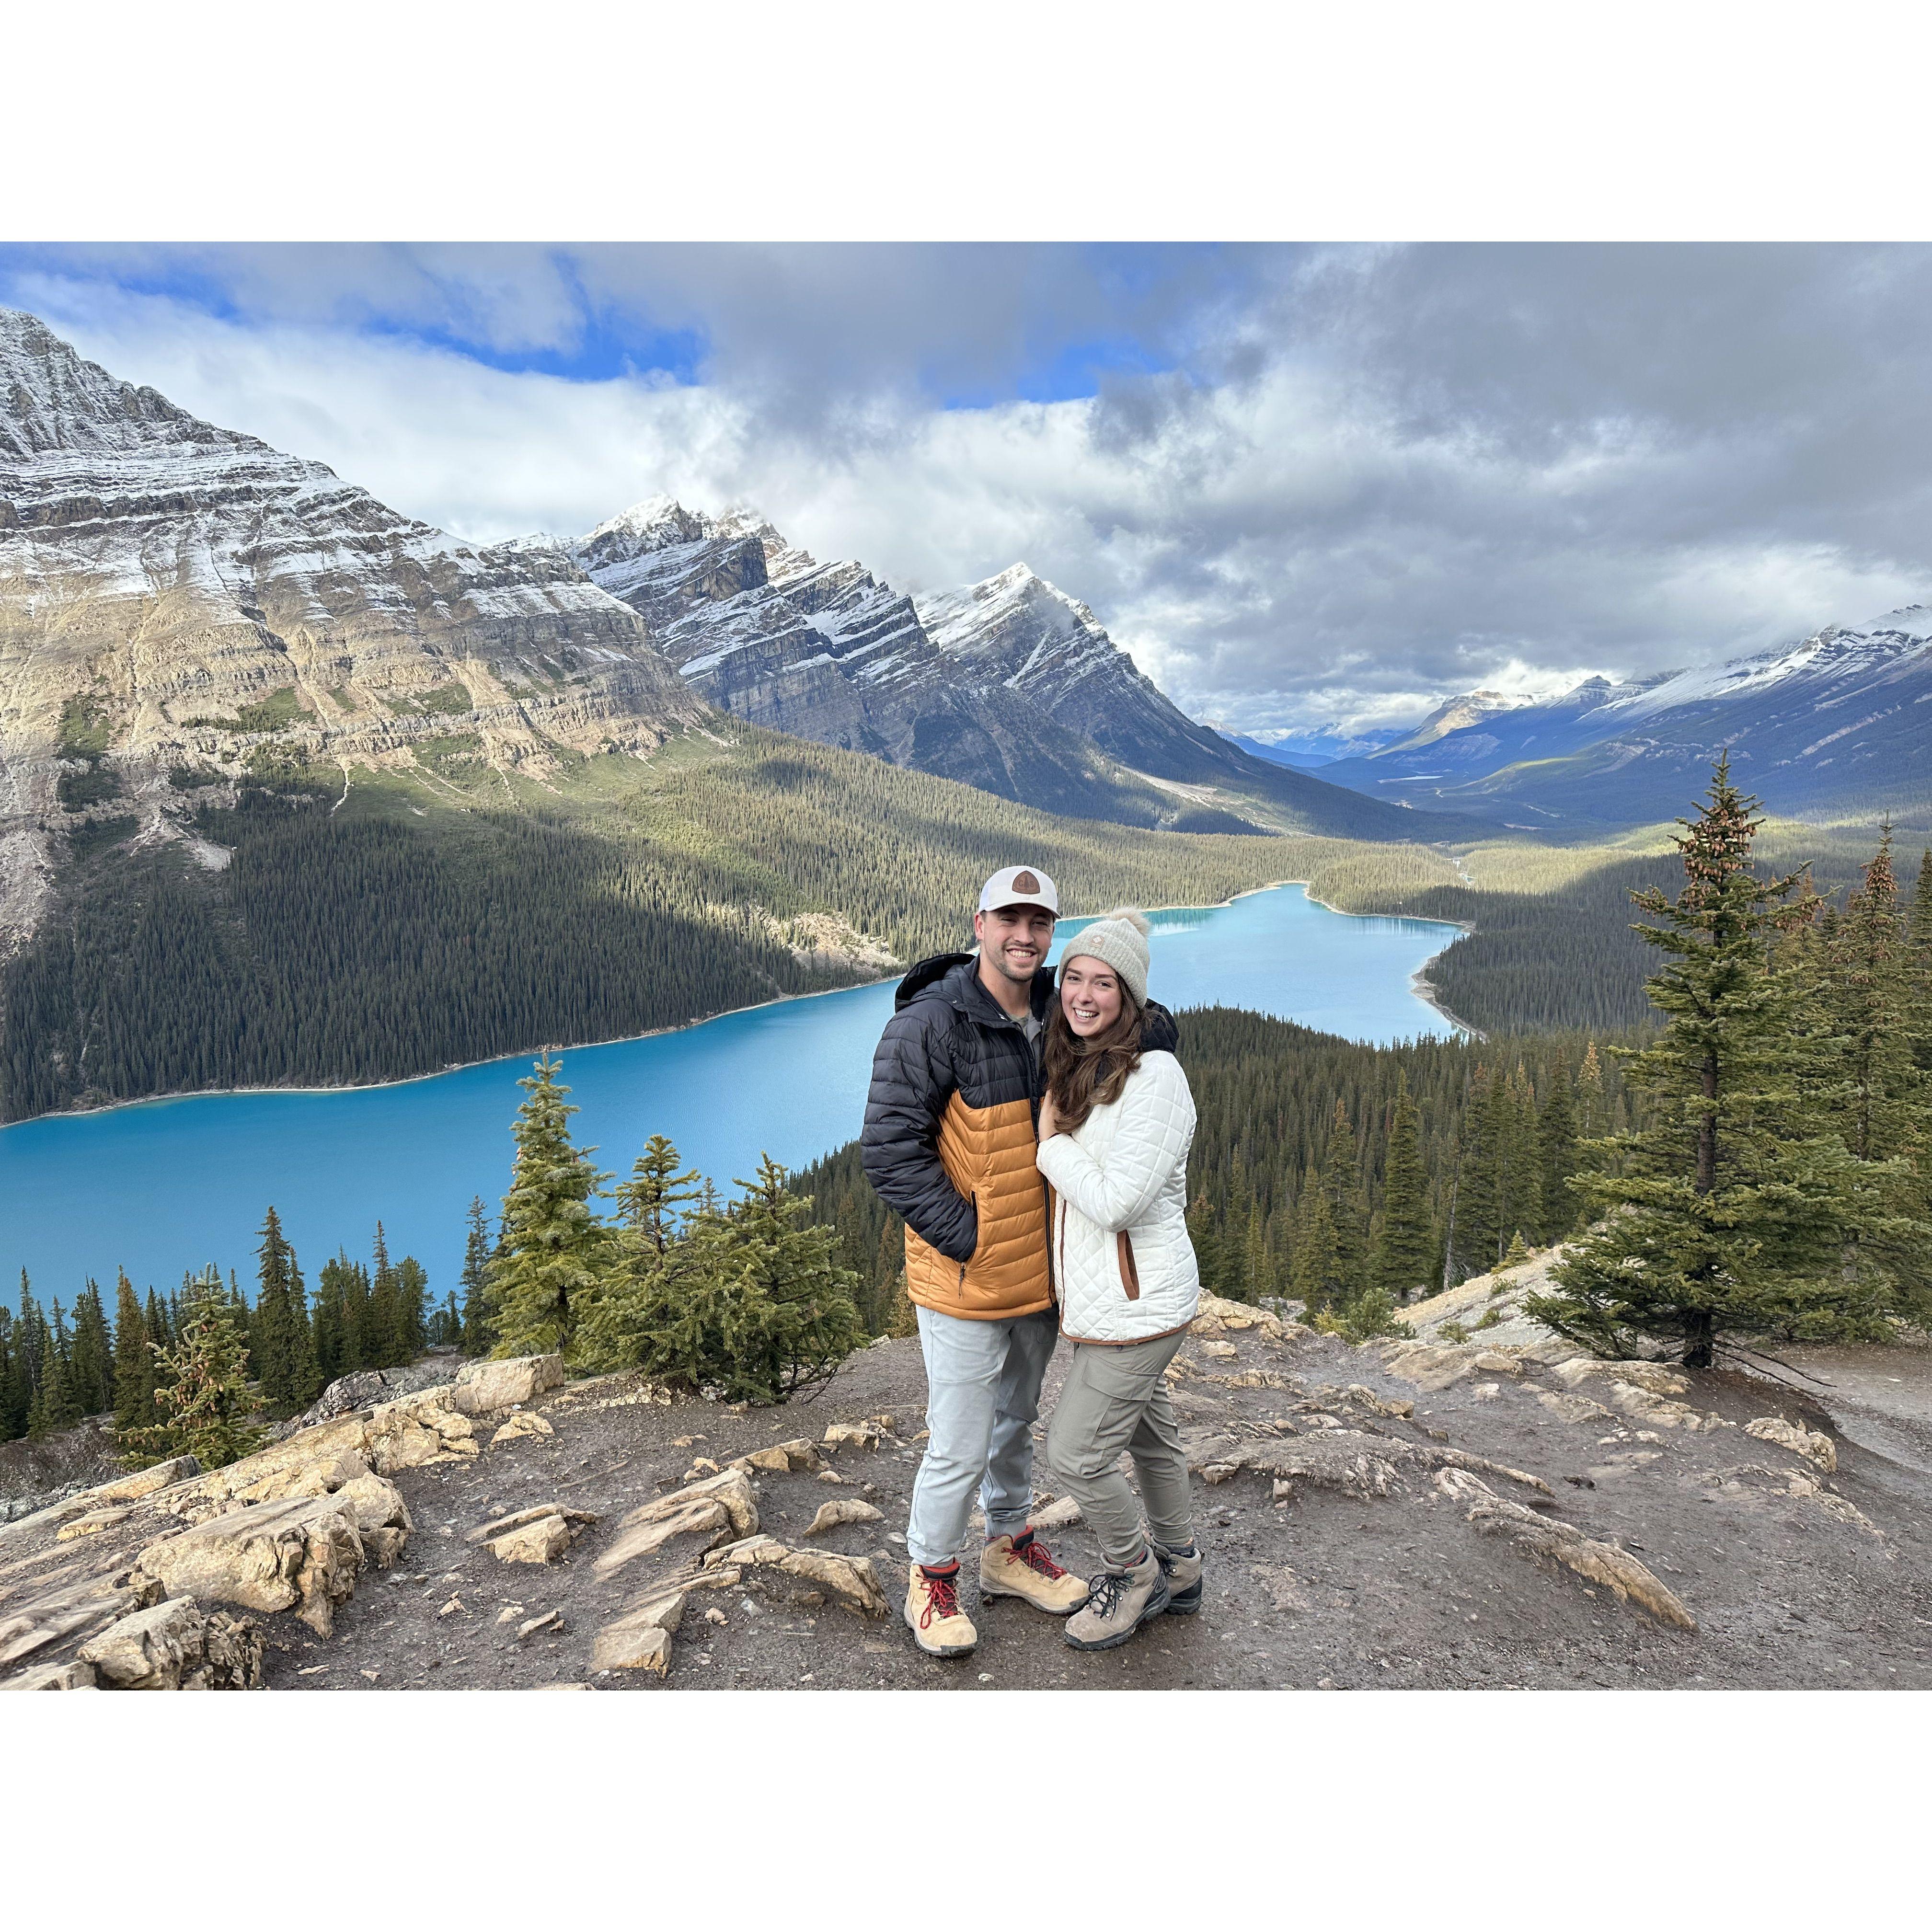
xmin=1059 ymin=955 xmax=1124 ymax=1037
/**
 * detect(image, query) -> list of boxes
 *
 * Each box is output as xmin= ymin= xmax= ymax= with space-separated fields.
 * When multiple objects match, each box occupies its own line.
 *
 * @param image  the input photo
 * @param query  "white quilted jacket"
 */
xmin=1035 ymin=1049 xmax=1201 ymax=1345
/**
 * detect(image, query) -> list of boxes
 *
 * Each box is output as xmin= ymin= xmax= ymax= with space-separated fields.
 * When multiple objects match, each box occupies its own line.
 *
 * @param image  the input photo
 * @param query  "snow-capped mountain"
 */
xmin=555 ymin=498 xmax=1437 ymax=838
xmin=1317 ymin=615 xmax=1932 ymax=826
xmin=1317 ymin=675 xmax=1660 ymax=803
xmin=0 ymin=308 xmax=707 ymax=950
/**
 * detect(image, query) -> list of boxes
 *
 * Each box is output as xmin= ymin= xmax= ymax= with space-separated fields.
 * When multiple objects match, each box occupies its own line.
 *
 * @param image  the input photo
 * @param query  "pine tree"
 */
xmin=1185 ymin=1193 xmax=1233 ymax=1298
xmin=368 ymin=1223 xmax=401 ymax=1368
xmin=459 ymin=1196 xmax=494 ymax=1358
xmin=1369 ymin=1075 xmax=1434 ymax=1301
xmin=311 ymin=1256 xmax=345 ymax=1384
xmin=0 ymin=1308 xmax=22 ymax=1444
xmin=614 ymin=1136 xmax=701 ymax=1252
xmin=145 ymin=1287 xmax=172 ymax=1357
xmin=486 ymin=1056 xmax=613 ymax=1361
xmin=621 ymin=1158 xmax=863 ymax=1402
xmin=1909 ymin=848 xmax=1932 ymax=951
xmin=112 ymin=1272 xmax=158 ymax=1437
xmin=1576 ymin=1043 xmax=1606 ymax=1139
xmin=394 ymin=1256 xmax=430 ymax=1363
xmin=121 ymin=1268 xmax=266 ymax=1472
xmin=1320 ymin=1098 xmax=1368 ymax=1297
xmin=1536 ymin=1057 xmax=1580 ymax=1241
xmin=252 ymin=1206 xmax=301 ymax=1407
xmin=1455 ymin=1065 xmax=1501 ymax=1276
xmin=1789 ymin=827 xmax=1932 ymax=1321
xmin=1529 ymin=758 xmax=1896 ymax=1366
xmin=31 ymin=1300 xmax=80 ymax=1437
xmin=1287 ymin=1172 xmax=1343 ymax=1311
xmin=69 ymin=1280 xmax=112 ymax=1417
xmin=1507 ymin=1063 xmax=1540 ymax=1246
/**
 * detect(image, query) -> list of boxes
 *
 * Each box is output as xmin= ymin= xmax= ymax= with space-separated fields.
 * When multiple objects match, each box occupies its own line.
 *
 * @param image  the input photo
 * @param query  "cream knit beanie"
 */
xmin=1062 ymin=908 xmax=1152 ymax=1008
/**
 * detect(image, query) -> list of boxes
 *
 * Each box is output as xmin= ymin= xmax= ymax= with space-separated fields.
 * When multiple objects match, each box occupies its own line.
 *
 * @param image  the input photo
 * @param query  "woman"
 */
xmin=1036 ymin=909 xmax=1204 ymax=1651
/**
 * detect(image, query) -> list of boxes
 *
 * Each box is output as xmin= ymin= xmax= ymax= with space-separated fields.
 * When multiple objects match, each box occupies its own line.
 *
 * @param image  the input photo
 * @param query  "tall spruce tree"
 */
xmin=459 ymin=1197 xmax=494 ymax=1358
xmin=252 ymin=1207 xmax=302 ymax=1407
xmin=1369 ymin=1075 xmax=1434 ymax=1300
xmin=1287 ymin=1167 xmax=1344 ymax=1311
xmin=368 ymin=1224 xmax=401 ymax=1367
xmin=144 ymin=1287 xmax=172 ymax=1357
xmin=1576 ymin=1042 xmax=1606 ymax=1138
xmin=1455 ymin=1066 xmax=1502 ymax=1275
xmin=112 ymin=1271 xmax=158 ymax=1437
xmin=0 ymin=1308 xmax=22 ymax=1443
xmin=1319 ymin=1098 xmax=1368 ymax=1297
xmin=1536 ymin=1058 xmax=1580 ymax=1242
xmin=69 ymin=1281 xmax=112 ymax=1417
xmin=1789 ymin=828 xmax=1932 ymax=1321
xmin=1529 ymin=758 xmax=1894 ymax=1366
xmin=393 ymin=1256 xmax=430 ymax=1363
xmin=31 ymin=1300 xmax=80 ymax=1438
xmin=486 ymin=1057 xmax=613 ymax=1362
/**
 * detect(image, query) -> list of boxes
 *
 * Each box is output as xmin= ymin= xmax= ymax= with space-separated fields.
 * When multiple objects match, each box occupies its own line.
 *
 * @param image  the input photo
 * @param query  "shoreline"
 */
xmin=0 ymin=878 xmax=1472 ymax=1133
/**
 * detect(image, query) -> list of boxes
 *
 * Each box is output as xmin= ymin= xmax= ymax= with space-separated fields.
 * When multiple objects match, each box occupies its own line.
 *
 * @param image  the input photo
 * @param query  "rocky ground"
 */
xmin=6 ymin=1251 xmax=1931 ymax=1692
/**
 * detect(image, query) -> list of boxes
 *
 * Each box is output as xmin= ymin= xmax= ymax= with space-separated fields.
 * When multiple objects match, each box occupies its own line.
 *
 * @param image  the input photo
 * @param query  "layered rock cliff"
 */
xmin=541 ymin=498 xmax=1245 ymax=827
xmin=0 ymin=309 xmax=704 ymax=956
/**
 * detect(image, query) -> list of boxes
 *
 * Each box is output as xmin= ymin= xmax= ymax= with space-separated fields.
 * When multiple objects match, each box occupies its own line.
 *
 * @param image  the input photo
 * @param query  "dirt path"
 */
xmin=1747 ymin=1343 xmax=1932 ymax=1480
xmin=252 ymin=1316 xmax=1932 ymax=1692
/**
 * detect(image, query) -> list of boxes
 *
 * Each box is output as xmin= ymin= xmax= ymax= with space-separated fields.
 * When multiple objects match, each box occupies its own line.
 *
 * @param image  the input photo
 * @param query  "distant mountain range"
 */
xmin=1311 ymin=621 xmax=1932 ymax=828
xmin=529 ymin=497 xmax=1438 ymax=840
xmin=1206 ymin=723 xmax=1409 ymax=769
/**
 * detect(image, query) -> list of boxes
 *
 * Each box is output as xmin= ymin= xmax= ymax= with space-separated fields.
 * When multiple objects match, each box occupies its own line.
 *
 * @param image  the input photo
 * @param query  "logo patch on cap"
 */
xmin=1013 ymin=870 xmax=1040 ymax=893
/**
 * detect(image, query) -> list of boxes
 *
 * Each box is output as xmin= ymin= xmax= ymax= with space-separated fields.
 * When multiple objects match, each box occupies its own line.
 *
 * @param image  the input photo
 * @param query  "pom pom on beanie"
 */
xmin=1062 ymin=907 xmax=1152 ymax=1007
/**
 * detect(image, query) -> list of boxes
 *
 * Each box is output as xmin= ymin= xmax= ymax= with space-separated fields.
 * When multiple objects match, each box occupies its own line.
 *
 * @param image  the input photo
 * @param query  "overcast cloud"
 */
xmin=5 ymin=242 xmax=1928 ymax=733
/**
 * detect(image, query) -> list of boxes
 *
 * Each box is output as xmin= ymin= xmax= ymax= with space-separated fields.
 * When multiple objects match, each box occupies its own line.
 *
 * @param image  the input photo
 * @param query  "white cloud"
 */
xmin=11 ymin=244 xmax=1932 ymax=736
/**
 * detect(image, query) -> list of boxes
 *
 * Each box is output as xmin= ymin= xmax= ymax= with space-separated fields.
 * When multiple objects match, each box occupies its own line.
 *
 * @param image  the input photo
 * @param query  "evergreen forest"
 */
xmin=8 ymin=760 xmax=1931 ymax=1457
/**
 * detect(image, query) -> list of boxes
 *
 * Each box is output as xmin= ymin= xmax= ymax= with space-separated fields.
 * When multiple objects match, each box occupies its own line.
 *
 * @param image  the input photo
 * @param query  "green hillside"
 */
xmin=1 ymin=726 xmax=1438 ymax=1122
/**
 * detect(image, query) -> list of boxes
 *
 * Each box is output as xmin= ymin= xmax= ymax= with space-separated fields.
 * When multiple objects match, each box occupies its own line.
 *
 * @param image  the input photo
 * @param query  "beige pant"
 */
xmin=1046 ymin=1331 xmax=1193 ymax=1570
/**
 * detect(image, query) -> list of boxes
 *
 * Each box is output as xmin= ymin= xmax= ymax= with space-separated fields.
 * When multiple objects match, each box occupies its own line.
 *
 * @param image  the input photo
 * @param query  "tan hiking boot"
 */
xmin=904 ymin=1561 xmax=978 ymax=1657
xmin=979 ymin=1530 xmax=1091 ymax=1616
xmin=1064 ymin=1547 xmax=1169 ymax=1652
xmin=1152 ymin=1537 xmax=1204 ymax=1615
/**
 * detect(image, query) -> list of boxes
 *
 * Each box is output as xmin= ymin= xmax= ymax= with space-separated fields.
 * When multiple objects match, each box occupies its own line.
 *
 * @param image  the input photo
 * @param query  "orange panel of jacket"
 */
xmin=904 ymin=1092 xmax=1053 ymax=1320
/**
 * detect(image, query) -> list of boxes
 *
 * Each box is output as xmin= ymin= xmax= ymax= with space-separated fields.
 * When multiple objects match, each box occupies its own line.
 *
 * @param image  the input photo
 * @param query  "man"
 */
xmin=861 ymin=864 xmax=1090 ymax=1656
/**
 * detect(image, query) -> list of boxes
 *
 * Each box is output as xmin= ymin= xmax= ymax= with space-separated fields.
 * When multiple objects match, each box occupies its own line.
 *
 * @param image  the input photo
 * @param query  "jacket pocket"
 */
xmin=1116 ymin=1230 xmax=1141 ymax=1302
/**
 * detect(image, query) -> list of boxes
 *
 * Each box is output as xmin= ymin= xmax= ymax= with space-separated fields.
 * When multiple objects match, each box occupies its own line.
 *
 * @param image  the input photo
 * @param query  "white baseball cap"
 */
xmin=978 ymin=864 xmax=1059 ymax=916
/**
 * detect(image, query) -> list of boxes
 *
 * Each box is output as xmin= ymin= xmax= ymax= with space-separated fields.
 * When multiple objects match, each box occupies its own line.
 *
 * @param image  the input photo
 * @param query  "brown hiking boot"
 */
xmin=904 ymin=1560 xmax=978 ymax=1657
xmin=979 ymin=1530 xmax=1091 ymax=1615
xmin=1064 ymin=1547 xmax=1169 ymax=1652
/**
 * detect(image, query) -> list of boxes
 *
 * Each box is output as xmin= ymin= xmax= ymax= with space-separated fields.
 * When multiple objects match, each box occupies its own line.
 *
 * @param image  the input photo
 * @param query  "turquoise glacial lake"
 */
xmin=0 ymin=885 xmax=1460 ymax=1304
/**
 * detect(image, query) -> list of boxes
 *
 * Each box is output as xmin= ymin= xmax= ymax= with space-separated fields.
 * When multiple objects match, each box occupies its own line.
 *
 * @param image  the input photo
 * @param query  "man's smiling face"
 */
xmin=973 ymin=904 xmax=1056 ymax=988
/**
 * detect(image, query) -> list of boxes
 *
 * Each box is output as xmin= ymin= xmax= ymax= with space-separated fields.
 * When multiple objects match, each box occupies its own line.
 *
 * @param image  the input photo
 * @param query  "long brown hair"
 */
xmin=1044 ymin=982 xmax=1145 ymax=1134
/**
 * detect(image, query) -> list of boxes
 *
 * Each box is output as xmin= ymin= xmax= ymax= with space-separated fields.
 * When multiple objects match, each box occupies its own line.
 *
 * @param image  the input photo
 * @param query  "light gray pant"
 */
xmin=906 ymin=1304 xmax=1058 ymax=1568
xmin=1046 ymin=1332 xmax=1194 ymax=1570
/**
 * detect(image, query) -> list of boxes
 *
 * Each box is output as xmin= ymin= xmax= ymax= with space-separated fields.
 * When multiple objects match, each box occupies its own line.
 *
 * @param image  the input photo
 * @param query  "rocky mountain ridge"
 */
xmin=543 ymin=494 xmax=1442 ymax=838
xmin=0 ymin=308 xmax=704 ymax=958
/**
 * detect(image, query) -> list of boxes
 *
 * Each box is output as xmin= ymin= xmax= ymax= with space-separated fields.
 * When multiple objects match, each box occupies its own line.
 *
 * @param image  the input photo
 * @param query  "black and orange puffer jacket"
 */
xmin=861 ymin=953 xmax=1056 ymax=1321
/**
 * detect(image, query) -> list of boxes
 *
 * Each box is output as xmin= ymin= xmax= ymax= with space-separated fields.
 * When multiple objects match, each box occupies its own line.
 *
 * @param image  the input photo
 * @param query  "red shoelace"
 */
xmin=920 ymin=1568 xmax=961 ymax=1624
xmin=1012 ymin=1534 xmax=1067 ymax=1580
